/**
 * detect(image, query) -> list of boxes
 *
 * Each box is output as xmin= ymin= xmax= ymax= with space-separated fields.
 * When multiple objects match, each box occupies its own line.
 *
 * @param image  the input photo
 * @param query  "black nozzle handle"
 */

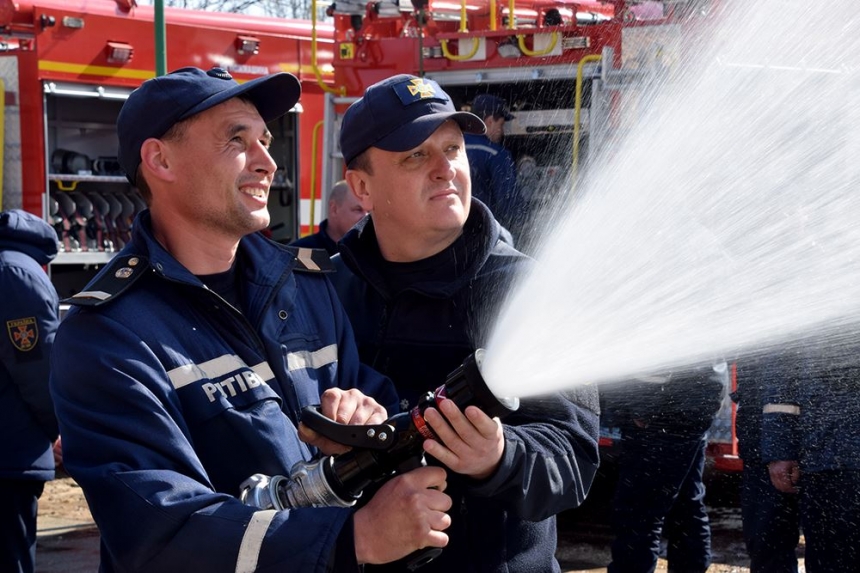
xmin=405 ymin=547 xmax=443 ymax=570
xmin=301 ymin=405 xmax=397 ymax=450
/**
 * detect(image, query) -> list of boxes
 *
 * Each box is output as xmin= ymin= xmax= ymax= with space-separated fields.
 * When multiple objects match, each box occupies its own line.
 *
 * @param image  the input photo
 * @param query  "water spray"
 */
xmin=481 ymin=0 xmax=860 ymax=399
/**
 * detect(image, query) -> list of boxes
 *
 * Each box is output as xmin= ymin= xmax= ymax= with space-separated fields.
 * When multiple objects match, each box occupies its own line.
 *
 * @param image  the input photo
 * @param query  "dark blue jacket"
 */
xmin=761 ymin=344 xmax=860 ymax=472
xmin=331 ymin=200 xmax=600 ymax=573
xmin=464 ymin=133 xmax=522 ymax=239
xmin=733 ymin=357 xmax=787 ymax=462
xmin=291 ymin=219 xmax=339 ymax=256
xmin=50 ymin=211 xmax=396 ymax=573
xmin=0 ymin=209 xmax=59 ymax=482
xmin=602 ymin=364 xmax=726 ymax=439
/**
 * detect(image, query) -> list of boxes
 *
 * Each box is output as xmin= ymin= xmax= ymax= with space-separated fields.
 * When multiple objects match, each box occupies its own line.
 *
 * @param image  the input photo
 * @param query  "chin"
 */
xmin=244 ymin=211 xmax=270 ymax=234
xmin=441 ymin=209 xmax=468 ymax=230
xmin=452 ymin=200 xmax=469 ymax=222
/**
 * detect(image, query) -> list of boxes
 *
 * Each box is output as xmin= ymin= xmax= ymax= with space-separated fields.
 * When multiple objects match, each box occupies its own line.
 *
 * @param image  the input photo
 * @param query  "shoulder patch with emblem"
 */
xmin=286 ymin=247 xmax=335 ymax=273
xmin=64 ymin=255 xmax=152 ymax=307
xmin=7 ymin=317 xmax=38 ymax=351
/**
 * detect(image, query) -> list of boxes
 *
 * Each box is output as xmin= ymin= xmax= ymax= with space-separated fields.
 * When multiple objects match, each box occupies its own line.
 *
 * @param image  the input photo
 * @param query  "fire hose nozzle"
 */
xmin=239 ymin=473 xmax=286 ymax=510
xmin=239 ymin=350 xmax=517 ymax=513
xmin=282 ymin=457 xmax=356 ymax=509
xmin=239 ymin=457 xmax=356 ymax=511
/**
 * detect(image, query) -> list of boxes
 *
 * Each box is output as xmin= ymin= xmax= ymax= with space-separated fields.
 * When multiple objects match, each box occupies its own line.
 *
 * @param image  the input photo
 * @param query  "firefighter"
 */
xmin=49 ymin=67 xmax=455 ymax=572
xmin=0 ymin=209 xmax=61 ymax=573
xmin=733 ymin=358 xmax=800 ymax=572
xmin=465 ymin=93 xmax=522 ymax=243
xmin=603 ymin=363 xmax=726 ymax=573
xmin=290 ymin=179 xmax=367 ymax=255
xmin=763 ymin=341 xmax=860 ymax=573
xmin=332 ymin=73 xmax=600 ymax=572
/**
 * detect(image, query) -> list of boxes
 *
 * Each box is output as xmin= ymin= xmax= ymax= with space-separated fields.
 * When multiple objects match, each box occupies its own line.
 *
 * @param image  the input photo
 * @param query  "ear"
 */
xmin=139 ymin=138 xmax=176 ymax=184
xmin=345 ymin=170 xmax=373 ymax=211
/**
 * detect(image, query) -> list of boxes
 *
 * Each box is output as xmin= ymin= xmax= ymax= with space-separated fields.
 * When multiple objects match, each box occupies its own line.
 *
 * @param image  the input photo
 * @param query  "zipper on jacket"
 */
xmin=372 ymin=304 xmax=391 ymax=372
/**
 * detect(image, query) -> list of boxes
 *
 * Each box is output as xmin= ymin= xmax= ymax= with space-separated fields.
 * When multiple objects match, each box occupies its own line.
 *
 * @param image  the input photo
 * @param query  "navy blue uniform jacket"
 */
xmin=331 ymin=199 xmax=600 ymax=573
xmin=762 ymin=344 xmax=860 ymax=472
xmin=291 ymin=219 xmax=339 ymax=257
xmin=464 ymin=133 xmax=521 ymax=236
xmin=733 ymin=357 xmax=786 ymax=462
xmin=50 ymin=211 xmax=396 ymax=573
xmin=0 ymin=209 xmax=60 ymax=482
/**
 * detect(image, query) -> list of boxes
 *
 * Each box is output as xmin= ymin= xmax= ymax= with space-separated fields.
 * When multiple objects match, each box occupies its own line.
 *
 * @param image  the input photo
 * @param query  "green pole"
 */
xmin=155 ymin=0 xmax=167 ymax=76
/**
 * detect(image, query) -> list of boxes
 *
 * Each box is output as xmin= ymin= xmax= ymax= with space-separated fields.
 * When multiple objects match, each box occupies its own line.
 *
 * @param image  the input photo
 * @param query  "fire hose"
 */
xmin=239 ymin=349 xmax=519 ymax=567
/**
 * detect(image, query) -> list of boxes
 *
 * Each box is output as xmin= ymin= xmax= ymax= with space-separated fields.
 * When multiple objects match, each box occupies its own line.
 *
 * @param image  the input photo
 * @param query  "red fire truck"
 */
xmin=314 ymin=0 xmax=740 ymax=470
xmin=315 ymin=0 xmax=712 ymax=199
xmin=0 ymin=0 xmax=335 ymax=297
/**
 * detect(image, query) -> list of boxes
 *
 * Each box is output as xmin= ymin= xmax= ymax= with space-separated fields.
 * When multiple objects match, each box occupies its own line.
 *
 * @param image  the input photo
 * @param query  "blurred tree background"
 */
xmin=136 ymin=0 xmax=318 ymax=20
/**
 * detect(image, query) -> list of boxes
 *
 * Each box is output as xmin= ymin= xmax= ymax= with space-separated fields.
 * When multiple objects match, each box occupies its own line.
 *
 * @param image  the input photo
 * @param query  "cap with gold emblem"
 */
xmin=339 ymin=74 xmax=485 ymax=165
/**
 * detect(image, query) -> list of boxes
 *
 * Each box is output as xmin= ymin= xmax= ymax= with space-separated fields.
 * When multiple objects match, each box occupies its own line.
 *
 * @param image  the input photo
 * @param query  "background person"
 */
xmin=0 ymin=209 xmax=61 ymax=573
xmin=333 ymin=73 xmax=601 ymax=572
xmin=763 ymin=341 xmax=860 ymax=573
xmin=49 ymin=66 xmax=453 ymax=572
xmin=733 ymin=358 xmax=800 ymax=572
xmin=602 ymin=363 xmax=726 ymax=573
xmin=464 ymin=93 xmax=522 ymax=242
xmin=291 ymin=179 xmax=367 ymax=255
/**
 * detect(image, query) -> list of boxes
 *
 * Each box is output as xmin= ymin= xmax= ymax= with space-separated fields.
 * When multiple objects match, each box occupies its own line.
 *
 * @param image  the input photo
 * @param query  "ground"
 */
xmin=36 ymin=468 xmax=805 ymax=573
xmin=40 ymin=475 xmax=92 ymax=524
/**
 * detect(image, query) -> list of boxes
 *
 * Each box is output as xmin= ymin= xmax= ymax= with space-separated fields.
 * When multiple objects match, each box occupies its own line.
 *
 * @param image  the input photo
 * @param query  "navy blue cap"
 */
xmin=471 ymin=94 xmax=515 ymax=121
xmin=340 ymin=74 xmax=485 ymax=166
xmin=117 ymin=66 xmax=301 ymax=186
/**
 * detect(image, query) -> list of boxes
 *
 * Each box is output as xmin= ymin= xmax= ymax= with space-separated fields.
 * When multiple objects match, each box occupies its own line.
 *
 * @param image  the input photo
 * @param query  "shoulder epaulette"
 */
xmin=286 ymin=246 xmax=335 ymax=273
xmin=64 ymin=254 xmax=151 ymax=307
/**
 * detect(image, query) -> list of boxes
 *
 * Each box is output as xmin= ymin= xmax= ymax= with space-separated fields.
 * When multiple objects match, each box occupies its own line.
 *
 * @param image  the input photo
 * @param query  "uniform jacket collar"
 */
xmin=338 ymin=198 xmax=503 ymax=299
xmin=129 ymin=210 xmax=298 ymax=289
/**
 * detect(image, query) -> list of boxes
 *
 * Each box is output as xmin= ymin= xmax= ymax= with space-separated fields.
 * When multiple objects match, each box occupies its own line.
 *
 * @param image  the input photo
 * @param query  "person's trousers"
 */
xmin=608 ymin=426 xmax=712 ymax=573
xmin=740 ymin=460 xmax=800 ymax=572
xmin=801 ymin=469 xmax=860 ymax=573
xmin=0 ymin=479 xmax=45 ymax=573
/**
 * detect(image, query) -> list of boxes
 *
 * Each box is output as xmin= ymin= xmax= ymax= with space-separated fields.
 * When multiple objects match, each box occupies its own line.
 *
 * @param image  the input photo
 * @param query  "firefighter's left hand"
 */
xmin=768 ymin=460 xmax=800 ymax=494
xmin=299 ymin=387 xmax=388 ymax=455
xmin=422 ymin=399 xmax=505 ymax=480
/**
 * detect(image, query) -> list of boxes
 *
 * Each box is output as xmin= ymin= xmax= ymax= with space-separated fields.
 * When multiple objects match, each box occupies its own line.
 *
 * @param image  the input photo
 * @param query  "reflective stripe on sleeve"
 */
xmin=465 ymin=143 xmax=500 ymax=156
xmin=168 ymin=355 xmax=275 ymax=389
xmin=762 ymin=404 xmax=801 ymax=415
xmin=235 ymin=509 xmax=277 ymax=573
xmin=286 ymin=344 xmax=338 ymax=372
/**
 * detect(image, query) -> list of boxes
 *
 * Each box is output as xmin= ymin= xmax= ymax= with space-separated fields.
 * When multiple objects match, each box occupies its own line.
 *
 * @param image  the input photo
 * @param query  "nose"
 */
xmin=250 ymin=140 xmax=277 ymax=175
xmin=430 ymin=153 xmax=457 ymax=181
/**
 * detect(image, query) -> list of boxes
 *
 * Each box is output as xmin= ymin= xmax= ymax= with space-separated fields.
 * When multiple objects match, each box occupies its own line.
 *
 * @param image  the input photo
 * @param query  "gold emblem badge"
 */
xmin=115 ymin=267 xmax=134 ymax=279
xmin=407 ymin=78 xmax=436 ymax=99
xmin=7 ymin=317 xmax=38 ymax=352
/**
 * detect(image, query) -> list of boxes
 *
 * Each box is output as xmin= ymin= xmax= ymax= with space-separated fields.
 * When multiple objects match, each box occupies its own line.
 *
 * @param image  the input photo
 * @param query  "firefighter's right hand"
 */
xmin=299 ymin=387 xmax=388 ymax=455
xmin=768 ymin=460 xmax=800 ymax=494
xmin=353 ymin=466 xmax=451 ymax=564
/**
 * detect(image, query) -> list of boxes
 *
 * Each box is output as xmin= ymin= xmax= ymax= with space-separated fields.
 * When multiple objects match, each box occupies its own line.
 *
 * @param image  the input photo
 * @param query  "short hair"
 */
xmin=132 ymin=117 xmax=195 ymax=204
xmin=132 ymin=96 xmax=252 ymax=202
xmin=347 ymin=149 xmax=373 ymax=175
xmin=329 ymin=180 xmax=351 ymax=204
